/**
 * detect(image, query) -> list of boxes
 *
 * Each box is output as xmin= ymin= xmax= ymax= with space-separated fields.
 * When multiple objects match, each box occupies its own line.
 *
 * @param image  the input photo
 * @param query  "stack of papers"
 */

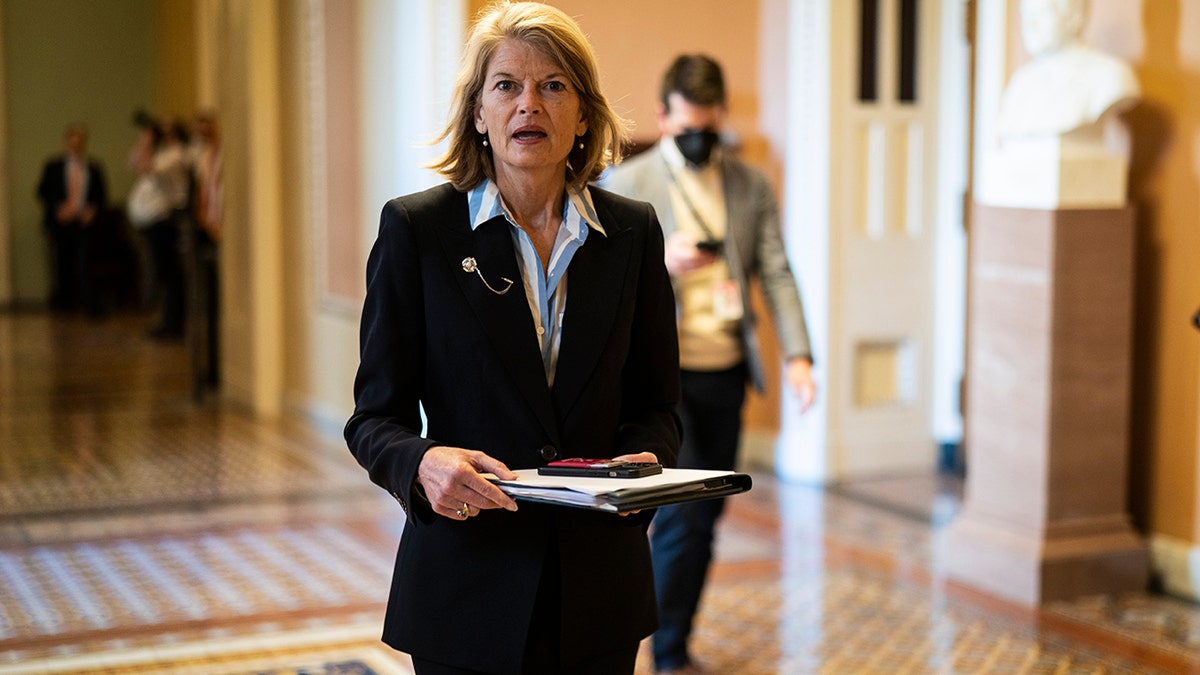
xmin=485 ymin=468 xmax=752 ymax=513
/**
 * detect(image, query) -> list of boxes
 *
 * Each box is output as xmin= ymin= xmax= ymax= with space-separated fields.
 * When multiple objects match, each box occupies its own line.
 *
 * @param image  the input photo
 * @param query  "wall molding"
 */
xmin=303 ymin=0 xmax=349 ymax=316
xmin=740 ymin=428 xmax=777 ymax=472
xmin=1149 ymin=534 xmax=1200 ymax=603
xmin=0 ymin=0 xmax=12 ymax=304
xmin=285 ymin=393 xmax=347 ymax=445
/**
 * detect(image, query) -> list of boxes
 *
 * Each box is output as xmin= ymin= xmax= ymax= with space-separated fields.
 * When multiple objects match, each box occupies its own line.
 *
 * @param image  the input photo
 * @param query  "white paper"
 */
xmin=482 ymin=468 xmax=739 ymax=511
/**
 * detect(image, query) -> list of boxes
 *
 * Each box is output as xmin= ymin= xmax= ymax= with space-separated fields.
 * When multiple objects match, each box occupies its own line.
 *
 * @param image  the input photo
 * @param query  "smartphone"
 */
xmin=538 ymin=458 xmax=663 ymax=478
xmin=695 ymin=239 xmax=724 ymax=255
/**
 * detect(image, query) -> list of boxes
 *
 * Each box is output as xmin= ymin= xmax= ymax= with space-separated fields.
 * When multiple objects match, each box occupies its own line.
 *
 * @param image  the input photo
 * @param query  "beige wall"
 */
xmin=1 ymin=0 xmax=158 ymax=303
xmin=153 ymin=0 xmax=198 ymax=121
xmin=542 ymin=2 xmax=767 ymax=149
xmin=279 ymin=0 xmax=309 ymax=416
xmin=1121 ymin=1 xmax=1200 ymax=545
xmin=463 ymin=0 xmax=775 ymax=166
xmin=0 ymin=3 xmax=10 ymax=304
xmin=534 ymin=0 xmax=787 ymax=434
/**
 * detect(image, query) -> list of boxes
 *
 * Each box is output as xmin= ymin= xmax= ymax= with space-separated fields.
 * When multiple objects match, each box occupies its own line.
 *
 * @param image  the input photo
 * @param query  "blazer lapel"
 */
xmin=721 ymin=161 xmax=761 ymax=327
xmin=645 ymin=151 xmax=678 ymax=235
xmin=436 ymin=216 xmax=560 ymax=444
xmin=721 ymin=160 xmax=752 ymax=279
xmin=552 ymin=214 xmax=632 ymax=421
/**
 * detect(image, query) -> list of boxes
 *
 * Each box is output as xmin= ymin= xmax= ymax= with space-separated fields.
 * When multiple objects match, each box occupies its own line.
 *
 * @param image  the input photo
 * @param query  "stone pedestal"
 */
xmin=980 ymin=144 xmax=1128 ymax=210
xmin=942 ymin=204 xmax=1148 ymax=606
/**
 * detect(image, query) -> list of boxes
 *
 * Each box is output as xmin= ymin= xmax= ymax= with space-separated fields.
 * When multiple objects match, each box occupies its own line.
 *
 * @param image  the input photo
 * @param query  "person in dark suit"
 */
xmin=602 ymin=55 xmax=817 ymax=674
xmin=344 ymin=3 xmax=681 ymax=674
xmin=37 ymin=123 xmax=108 ymax=313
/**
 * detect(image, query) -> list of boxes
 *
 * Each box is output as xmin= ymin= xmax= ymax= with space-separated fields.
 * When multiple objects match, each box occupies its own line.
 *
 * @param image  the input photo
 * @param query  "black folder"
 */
xmin=486 ymin=468 xmax=752 ymax=513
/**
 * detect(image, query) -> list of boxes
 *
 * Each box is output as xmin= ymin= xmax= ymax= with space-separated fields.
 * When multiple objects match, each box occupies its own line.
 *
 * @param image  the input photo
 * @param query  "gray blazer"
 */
xmin=602 ymin=142 xmax=812 ymax=392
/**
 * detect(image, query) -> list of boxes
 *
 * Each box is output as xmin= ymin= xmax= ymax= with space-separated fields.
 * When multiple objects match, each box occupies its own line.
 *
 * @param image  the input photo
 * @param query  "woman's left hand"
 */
xmin=612 ymin=451 xmax=658 ymax=465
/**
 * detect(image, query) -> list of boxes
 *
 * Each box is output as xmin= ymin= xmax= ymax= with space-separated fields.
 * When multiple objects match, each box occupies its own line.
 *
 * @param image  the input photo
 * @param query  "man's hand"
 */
xmin=664 ymin=231 xmax=718 ymax=276
xmin=786 ymin=358 xmax=817 ymax=414
xmin=55 ymin=202 xmax=77 ymax=223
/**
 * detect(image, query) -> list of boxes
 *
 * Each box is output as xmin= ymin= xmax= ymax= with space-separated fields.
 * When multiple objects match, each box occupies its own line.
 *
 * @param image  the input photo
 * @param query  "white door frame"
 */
xmin=777 ymin=0 xmax=969 ymax=482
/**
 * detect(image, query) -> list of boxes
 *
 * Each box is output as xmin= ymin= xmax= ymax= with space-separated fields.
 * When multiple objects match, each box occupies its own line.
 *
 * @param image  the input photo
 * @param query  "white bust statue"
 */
xmin=981 ymin=0 xmax=1141 ymax=208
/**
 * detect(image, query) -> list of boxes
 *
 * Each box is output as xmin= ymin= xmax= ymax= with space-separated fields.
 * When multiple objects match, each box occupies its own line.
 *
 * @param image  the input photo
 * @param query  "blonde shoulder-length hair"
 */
xmin=430 ymin=1 xmax=629 ymax=191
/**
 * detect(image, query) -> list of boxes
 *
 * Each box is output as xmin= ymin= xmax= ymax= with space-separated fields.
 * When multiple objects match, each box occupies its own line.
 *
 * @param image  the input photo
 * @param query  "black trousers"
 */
xmin=651 ymin=363 xmax=747 ymax=670
xmin=143 ymin=219 xmax=184 ymax=333
xmin=49 ymin=222 xmax=97 ymax=313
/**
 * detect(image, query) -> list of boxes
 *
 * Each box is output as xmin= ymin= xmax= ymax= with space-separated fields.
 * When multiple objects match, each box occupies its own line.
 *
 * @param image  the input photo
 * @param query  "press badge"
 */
xmin=712 ymin=279 xmax=743 ymax=320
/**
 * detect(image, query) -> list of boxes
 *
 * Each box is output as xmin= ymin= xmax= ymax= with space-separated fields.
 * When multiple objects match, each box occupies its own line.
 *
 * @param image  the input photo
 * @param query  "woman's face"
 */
xmin=474 ymin=38 xmax=587 ymax=183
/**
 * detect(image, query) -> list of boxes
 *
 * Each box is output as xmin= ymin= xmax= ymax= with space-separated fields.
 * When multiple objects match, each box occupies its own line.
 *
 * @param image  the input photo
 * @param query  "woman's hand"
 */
xmin=612 ymin=451 xmax=658 ymax=465
xmin=417 ymin=446 xmax=520 ymax=520
xmin=786 ymin=357 xmax=817 ymax=414
xmin=611 ymin=452 xmax=658 ymax=516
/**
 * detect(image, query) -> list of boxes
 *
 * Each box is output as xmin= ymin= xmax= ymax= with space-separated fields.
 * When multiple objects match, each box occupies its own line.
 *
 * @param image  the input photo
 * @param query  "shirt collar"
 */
xmin=467 ymin=178 xmax=606 ymax=237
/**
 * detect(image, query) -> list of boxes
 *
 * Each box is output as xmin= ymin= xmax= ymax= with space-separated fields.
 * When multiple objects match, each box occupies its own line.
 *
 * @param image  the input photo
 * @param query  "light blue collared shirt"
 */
xmin=467 ymin=179 xmax=605 ymax=387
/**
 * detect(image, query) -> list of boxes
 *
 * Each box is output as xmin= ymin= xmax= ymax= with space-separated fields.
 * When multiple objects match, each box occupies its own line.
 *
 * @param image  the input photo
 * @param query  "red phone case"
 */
xmin=538 ymin=460 xmax=663 ymax=479
xmin=546 ymin=458 xmax=625 ymax=468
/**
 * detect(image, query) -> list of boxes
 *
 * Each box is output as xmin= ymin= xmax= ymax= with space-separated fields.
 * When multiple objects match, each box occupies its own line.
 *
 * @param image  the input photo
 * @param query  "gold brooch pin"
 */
xmin=462 ymin=257 xmax=513 ymax=295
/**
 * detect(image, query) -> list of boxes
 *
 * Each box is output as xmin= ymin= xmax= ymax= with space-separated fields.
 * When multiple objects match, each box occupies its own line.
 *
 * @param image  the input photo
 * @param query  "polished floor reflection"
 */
xmin=0 ymin=310 xmax=1198 ymax=674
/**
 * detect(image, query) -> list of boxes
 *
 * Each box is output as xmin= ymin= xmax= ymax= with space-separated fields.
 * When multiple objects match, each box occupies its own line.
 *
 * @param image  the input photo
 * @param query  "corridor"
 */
xmin=0 ymin=310 xmax=1197 ymax=674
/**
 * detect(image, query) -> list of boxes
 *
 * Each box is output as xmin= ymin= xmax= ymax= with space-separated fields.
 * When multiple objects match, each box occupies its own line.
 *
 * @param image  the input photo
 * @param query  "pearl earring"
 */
xmin=578 ymin=141 xmax=584 ymax=149
xmin=482 ymin=138 xmax=489 ymax=147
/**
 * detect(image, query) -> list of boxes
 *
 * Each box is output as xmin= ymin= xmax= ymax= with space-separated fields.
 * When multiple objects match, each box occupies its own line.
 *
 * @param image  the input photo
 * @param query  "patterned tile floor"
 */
xmin=1 ymin=310 xmax=1198 ymax=674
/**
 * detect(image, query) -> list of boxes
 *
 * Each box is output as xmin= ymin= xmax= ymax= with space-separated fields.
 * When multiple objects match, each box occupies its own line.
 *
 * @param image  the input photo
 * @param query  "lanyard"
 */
xmin=661 ymin=155 xmax=720 ymax=243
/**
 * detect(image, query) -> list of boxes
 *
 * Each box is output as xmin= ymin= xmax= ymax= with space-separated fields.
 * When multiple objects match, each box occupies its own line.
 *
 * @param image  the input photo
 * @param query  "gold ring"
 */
xmin=457 ymin=503 xmax=470 ymax=518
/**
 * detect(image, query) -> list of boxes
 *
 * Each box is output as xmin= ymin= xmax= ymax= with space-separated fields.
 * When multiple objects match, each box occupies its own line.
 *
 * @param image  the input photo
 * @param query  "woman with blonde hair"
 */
xmin=345 ymin=3 xmax=681 ymax=673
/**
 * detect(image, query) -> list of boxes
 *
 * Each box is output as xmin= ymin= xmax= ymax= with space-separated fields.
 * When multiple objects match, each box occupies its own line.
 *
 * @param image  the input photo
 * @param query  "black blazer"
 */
xmin=345 ymin=183 xmax=681 ymax=672
xmin=36 ymin=156 xmax=108 ymax=229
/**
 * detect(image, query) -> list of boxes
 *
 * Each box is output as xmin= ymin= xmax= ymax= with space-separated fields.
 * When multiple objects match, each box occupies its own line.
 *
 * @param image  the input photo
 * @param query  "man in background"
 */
xmin=190 ymin=111 xmax=222 ymax=385
xmin=37 ymin=123 xmax=108 ymax=314
xmin=602 ymin=54 xmax=817 ymax=675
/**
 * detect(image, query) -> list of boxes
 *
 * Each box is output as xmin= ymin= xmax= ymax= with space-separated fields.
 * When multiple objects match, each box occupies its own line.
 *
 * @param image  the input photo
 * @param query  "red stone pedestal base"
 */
xmin=942 ymin=204 xmax=1148 ymax=606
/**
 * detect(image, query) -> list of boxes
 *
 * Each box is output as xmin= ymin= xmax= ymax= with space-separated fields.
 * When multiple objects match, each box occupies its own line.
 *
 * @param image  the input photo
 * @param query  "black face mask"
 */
xmin=674 ymin=128 xmax=721 ymax=167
